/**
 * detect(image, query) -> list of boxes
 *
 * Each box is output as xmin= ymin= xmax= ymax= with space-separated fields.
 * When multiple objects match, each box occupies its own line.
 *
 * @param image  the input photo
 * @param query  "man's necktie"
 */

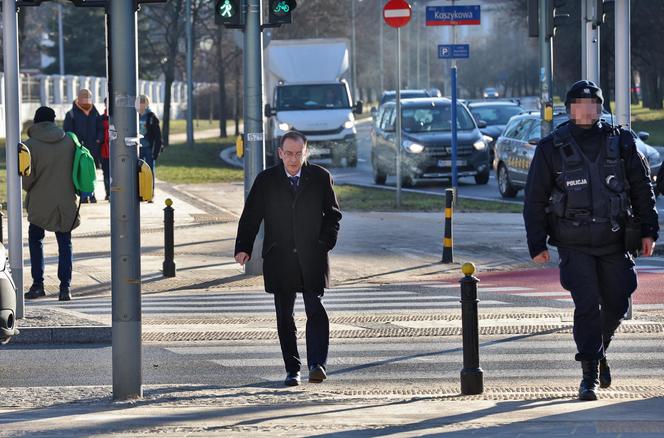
xmin=288 ymin=175 xmax=299 ymax=191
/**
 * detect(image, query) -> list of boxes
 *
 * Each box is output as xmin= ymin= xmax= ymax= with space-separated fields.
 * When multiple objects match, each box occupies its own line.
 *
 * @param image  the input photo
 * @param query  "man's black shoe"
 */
xmin=599 ymin=357 xmax=611 ymax=388
xmin=24 ymin=284 xmax=45 ymax=299
xmin=578 ymin=360 xmax=599 ymax=401
xmin=81 ymin=197 xmax=90 ymax=204
xmin=284 ymin=371 xmax=300 ymax=386
xmin=58 ymin=287 xmax=72 ymax=302
xmin=90 ymin=196 xmax=98 ymax=204
xmin=309 ymin=365 xmax=327 ymax=383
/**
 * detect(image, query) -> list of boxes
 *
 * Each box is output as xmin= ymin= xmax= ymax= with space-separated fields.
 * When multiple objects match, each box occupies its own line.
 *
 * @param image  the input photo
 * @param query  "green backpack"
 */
xmin=67 ymin=132 xmax=96 ymax=195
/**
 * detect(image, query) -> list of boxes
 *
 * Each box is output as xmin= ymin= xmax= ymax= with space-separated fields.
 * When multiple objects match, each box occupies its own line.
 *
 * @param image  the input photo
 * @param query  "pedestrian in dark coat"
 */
xmin=63 ymin=88 xmax=103 ymax=203
xmin=235 ymin=130 xmax=342 ymax=387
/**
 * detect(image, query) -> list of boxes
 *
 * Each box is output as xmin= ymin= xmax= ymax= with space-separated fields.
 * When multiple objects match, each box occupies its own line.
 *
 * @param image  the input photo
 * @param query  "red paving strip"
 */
xmin=468 ymin=268 xmax=663 ymax=305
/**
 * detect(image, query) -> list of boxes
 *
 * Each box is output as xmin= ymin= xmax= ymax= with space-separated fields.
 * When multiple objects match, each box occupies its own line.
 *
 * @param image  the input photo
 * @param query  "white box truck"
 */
xmin=263 ymin=38 xmax=363 ymax=167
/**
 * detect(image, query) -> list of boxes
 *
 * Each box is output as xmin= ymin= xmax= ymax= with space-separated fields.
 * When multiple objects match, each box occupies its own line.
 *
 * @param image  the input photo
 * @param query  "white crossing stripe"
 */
xmin=511 ymin=292 xmax=569 ymax=297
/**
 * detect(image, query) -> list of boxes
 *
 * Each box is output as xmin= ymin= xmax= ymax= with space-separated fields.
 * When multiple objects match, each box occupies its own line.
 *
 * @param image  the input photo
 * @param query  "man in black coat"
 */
xmin=524 ymin=80 xmax=659 ymax=401
xmin=235 ymin=130 xmax=342 ymax=387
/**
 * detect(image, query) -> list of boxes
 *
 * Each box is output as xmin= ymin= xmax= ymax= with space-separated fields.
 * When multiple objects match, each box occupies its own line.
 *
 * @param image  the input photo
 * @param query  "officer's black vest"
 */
xmin=548 ymin=123 xmax=630 ymax=247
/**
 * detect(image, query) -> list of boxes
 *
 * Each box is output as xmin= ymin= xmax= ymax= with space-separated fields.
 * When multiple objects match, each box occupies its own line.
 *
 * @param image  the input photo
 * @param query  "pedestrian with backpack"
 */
xmin=64 ymin=88 xmax=104 ymax=203
xmin=23 ymin=107 xmax=80 ymax=301
xmin=138 ymin=95 xmax=162 ymax=202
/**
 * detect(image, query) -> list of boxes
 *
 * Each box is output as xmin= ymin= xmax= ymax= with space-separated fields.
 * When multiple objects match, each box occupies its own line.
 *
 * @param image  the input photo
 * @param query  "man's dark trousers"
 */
xmin=28 ymin=223 xmax=73 ymax=289
xmin=558 ymin=247 xmax=637 ymax=361
xmin=274 ymin=291 xmax=329 ymax=373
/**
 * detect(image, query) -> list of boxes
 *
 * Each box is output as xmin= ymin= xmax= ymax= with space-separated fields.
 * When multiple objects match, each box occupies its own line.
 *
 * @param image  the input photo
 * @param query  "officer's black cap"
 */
xmin=33 ymin=106 xmax=56 ymax=123
xmin=565 ymin=80 xmax=604 ymax=106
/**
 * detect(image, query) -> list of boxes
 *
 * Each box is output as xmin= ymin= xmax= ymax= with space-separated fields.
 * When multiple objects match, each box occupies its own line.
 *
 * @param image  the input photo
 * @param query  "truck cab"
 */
xmin=263 ymin=38 xmax=362 ymax=168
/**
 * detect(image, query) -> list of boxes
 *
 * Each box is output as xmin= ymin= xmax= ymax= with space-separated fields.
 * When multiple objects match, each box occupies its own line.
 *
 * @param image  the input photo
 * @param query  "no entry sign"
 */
xmin=383 ymin=0 xmax=412 ymax=28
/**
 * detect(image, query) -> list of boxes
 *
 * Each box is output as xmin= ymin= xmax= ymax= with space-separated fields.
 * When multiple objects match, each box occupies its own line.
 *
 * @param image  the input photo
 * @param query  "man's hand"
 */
xmin=641 ymin=237 xmax=656 ymax=257
xmin=235 ymin=252 xmax=250 ymax=266
xmin=533 ymin=250 xmax=550 ymax=264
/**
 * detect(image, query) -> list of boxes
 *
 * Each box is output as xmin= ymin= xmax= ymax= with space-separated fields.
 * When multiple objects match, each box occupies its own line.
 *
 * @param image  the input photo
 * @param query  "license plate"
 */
xmin=438 ymin=159 xmax=466 ymax=167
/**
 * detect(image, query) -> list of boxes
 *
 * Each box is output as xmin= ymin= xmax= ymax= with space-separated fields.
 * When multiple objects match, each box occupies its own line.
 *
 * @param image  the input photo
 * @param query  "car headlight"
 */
xmin=343 ymin=120 xmax=354 ymax=129
xmin=402 ymin=140 xmax=425 ymax=154
xmin=482 ymin=135 xmax=493 ymax=144
xmin=278 ymin=122 xmax=291 ymax=131
xmin=473 ymin=139 xmax=487 ymax=151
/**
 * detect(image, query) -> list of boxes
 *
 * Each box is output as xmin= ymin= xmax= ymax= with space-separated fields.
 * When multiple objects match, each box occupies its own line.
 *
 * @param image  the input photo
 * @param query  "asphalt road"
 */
xmin=328 ymin=122 xmax=664 ymax=214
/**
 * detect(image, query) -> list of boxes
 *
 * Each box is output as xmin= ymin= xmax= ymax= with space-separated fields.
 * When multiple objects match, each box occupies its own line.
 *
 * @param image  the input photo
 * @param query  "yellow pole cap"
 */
xmin=165 ymin=198 xmax=173 ymax=207
xmin=461 ymin=262 xmax=476 ymax=276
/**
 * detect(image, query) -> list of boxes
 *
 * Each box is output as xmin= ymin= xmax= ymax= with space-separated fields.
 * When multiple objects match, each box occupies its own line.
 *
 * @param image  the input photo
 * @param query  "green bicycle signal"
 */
xmin=273 ymin=0 xmax=289 ymax=15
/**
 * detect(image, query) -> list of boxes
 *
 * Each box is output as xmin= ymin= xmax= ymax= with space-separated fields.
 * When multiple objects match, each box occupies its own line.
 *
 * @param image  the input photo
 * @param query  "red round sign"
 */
xmin=383 ymin=0 xmax=412 ymax=28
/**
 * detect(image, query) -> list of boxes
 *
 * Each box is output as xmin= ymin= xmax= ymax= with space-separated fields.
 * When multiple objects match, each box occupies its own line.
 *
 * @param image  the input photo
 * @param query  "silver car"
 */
xmin=494 ymin=113 xmax=662 ymax=198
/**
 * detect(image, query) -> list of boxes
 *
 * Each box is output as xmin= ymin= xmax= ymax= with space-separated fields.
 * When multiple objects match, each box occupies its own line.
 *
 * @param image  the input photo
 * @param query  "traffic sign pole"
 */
xmin=396 ymin=27 xmax=402 ymax=208
xmin=451 ymin=65 xmax=458 ymax=189
xmin=383 ymin=0 xmax=412 ymax=208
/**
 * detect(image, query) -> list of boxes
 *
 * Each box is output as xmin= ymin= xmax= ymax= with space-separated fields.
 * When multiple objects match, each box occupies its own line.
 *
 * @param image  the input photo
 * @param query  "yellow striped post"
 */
xmin=442 ymin=188 xmax=454 ymax=263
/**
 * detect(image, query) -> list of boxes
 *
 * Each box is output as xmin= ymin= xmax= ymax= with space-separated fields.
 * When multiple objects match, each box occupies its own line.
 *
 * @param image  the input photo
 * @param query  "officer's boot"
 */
xmin=578 ymin=360 xmax=600 ymax=401
xmin=600 ymin=317 xmax=620 ymax=389
xmin=599 ymin=357 xmax=611 ymax=388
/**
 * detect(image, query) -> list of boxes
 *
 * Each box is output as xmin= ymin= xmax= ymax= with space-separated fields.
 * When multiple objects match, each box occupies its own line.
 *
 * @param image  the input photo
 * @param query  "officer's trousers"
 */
xmin=558 ymin=247 xmax=637 ymax=361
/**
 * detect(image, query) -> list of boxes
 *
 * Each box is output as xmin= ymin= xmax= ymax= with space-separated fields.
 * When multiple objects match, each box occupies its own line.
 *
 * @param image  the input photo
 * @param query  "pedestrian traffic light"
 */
xmin=216 ymin=0 xmax=244 ymax=28
xmin=268 ymin=0 xmax=297 ymax=25
xmin=546 ymin=0 xmax=569 ymax=38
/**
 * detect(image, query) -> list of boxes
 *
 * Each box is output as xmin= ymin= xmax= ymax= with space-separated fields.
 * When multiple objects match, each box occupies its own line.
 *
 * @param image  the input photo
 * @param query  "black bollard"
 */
xmin=163 ymin=198 xmax=176 ymax=278
xmin=442 ymin=188 xmax=454 ymax=263
xmin=460 ymin=262 xmax=483 ymax=395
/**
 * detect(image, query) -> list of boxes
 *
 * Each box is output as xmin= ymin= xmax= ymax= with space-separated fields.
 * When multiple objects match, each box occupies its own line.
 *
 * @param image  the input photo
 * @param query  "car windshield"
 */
xmin=276 ymin=84 xmax=350 ymax=110
xmin=381 ymin=91 xmax=430 ymax=104
xmin=470 ymin=105 xmax=523 ymax=125
xmin=401 ymin=105 xmax=476 ymax=132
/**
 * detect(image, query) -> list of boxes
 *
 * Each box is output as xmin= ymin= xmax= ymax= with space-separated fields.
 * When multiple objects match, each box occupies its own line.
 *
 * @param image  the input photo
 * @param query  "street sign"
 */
xmin=438 ymin=44 xmax=470 ymax=59
xmin=383 ymin=0 xmax=412 ymax=28
xmin=426 ymin=5 xmax=481 ymax=26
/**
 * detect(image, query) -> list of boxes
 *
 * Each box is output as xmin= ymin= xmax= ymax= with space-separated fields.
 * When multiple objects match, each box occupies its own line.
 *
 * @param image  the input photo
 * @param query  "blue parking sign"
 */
xmin=438 ymin=44 xmax=470 ymax=59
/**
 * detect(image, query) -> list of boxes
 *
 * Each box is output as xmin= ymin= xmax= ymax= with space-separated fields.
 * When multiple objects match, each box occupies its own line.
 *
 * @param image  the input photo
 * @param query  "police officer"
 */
xmin=524 ymin=80 xmax=659 ymax=401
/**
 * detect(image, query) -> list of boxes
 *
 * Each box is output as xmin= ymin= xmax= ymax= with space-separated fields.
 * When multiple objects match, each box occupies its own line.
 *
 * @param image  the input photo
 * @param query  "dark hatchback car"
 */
xmin=371 ymin=98 xmax=491 ymax=186
xmin=494 ymin=112 xmax=663 ymax=198
xmin=467 ymin=101 xmax=524 ymax=165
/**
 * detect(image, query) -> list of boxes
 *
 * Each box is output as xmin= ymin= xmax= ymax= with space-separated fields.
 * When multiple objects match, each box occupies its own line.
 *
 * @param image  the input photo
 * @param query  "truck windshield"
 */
xmin=277 ymin=84 xmax=350 ymax=110
xmin=402 ymin=105 xmax=476 ymax=132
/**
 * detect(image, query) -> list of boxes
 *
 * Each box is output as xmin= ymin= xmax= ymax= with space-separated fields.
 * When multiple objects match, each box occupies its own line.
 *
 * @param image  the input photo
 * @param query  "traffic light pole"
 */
xmin=539 ymin=0 xmax=553 ymax=137
xmin=243 ymin=0 xmax=265 ymax=275
xmin=2 ymin=0 xmax=25 ymax=319
xmin=110 ymin=0 xmax=142 ymax=401
xmin=582 ymin=0 xmax=600 ymax=85
xmin=185 ymin=0 xmax=194 ymax=147
xmin=615 ymin=0 xmax=630 ymax=129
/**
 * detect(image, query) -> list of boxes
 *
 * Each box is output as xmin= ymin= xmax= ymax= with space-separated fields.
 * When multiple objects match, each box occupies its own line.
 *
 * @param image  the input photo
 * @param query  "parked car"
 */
xmin=482 ymin=87 xmax=500 ymax=99
xmin=371 ymin=97 xmax=491 ymax=186
xmin=494 ymin=113 xmax=663 ymax=198
xmin=467 ymin=101 xmax=524 ymax=166
xmin=0 ymin=243 xmax=18 ymax=345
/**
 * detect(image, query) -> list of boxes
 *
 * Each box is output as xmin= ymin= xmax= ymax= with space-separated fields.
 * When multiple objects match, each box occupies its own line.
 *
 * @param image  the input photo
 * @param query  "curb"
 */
xmin=219 ymin=146 xmax=243 ymax=169
xmin=10 ymin=326 xmax=111 ymax=345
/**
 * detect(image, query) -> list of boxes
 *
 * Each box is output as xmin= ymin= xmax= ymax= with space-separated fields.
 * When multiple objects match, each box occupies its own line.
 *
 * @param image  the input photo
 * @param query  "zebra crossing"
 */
xmin=163 ymin=335 xmax=664 ymax=385
xmin=29 ymin=284 xmax=514 ymax=316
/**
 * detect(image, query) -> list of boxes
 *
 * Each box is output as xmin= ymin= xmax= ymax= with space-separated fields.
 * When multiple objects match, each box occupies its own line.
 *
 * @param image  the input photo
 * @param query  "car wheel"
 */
xmin=401 ymin=173 xmax=414 ymax=188
xmin=372 ymin=155 xmax=387 ymax=185
xmin=497 ymin=163 xmax=519 ymax=198
xmin=474 ymin=169 xmax=490 ymax=185
xmin=347 ymin=148 xmax=358 ymax=168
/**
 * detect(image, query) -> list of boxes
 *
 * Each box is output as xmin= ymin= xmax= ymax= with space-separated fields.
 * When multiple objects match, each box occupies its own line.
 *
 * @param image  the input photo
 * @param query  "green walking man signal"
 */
xmin=215 ymin=0 xmax=244 ymax=27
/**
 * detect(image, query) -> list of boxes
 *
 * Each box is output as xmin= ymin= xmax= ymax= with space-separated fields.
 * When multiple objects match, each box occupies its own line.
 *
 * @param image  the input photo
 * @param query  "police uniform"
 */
xmin=523 ymin=81 xmax=659 ymax=400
